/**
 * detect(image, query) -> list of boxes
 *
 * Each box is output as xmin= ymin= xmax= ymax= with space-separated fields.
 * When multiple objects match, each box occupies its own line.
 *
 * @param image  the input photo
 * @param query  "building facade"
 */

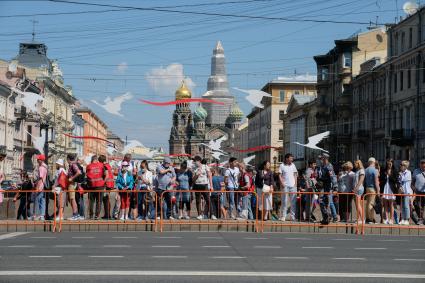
xmin=72 ymin=113 xmax=85 ymax=158
xmin=76 ymin=107 xmax=108 ymax=156
xmin=314 ymin=28 xmax=387 ymax=165
xmin=246 ymin=76 xmax=317 ymax=167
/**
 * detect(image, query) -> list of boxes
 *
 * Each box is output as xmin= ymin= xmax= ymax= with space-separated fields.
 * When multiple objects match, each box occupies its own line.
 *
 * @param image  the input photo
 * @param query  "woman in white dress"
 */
xmin=255 ymin=161 xmax=275 ymax=221
xmin=379 ymin=159 xmax=397 ymax=224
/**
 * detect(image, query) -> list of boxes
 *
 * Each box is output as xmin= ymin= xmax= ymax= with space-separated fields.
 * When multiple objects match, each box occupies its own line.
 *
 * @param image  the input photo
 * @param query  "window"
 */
xmin=408 ymin=69 xmax=411 ymax=88
xmin=400 ymin=70 xmax=403 ymax=91
xmin=26 ymin=125 xmax=32 ymax=146
xmin=278 ymin=129 xmax=283 ymax=140
xmin=279 ymin=110 xmax=284 ymax=120
xmin=294 ymin=90 xmax=301 ymax=95
xmin=394 ymin=33 xmax=399 ymax=55
xmin=320 ymin=67 xmax=329 ymax=81
xmin=409 ymin=27 xmax=413 ymax=49
xmin=394 ymin=73 xmax=397 ymax=93
xmin=343 ymin=51 xmax=352 ymax=68
xmin=401 ymin=32 xmax=406 ymax=52
xmin=279 ymin=90 xmax=285 ymax=102
xmin=278 ymin=153 xmax=284 ymax=163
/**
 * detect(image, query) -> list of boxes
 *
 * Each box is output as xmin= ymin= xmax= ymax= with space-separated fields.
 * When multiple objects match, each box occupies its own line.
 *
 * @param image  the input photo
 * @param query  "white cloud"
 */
xmin=145 ymin=63 xmax=195 ymax=96
xmin=116 ymin=62 xmax=128 ymax=74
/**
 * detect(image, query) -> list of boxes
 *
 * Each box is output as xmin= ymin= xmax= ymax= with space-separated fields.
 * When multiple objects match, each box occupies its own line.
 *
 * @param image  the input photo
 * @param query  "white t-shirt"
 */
xmin=225 ymin=167 xmax=240 ymax=189
xmin=279 ymin=163 xmax=298 ymax=187
xmin=194 ymin=164 xmax=210 ymax=185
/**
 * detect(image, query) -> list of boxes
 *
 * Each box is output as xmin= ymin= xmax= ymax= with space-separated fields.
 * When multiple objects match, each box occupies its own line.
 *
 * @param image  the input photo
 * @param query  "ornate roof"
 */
xmin=175 ymin=81 xmax=192 ymax=100
xmin=193 ymin=104 xmax=207 ymax=121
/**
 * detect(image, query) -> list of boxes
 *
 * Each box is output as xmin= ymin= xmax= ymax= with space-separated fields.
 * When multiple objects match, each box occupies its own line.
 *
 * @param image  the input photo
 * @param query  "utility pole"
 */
xmin=30 ymin=18 xmax=38 ymax=42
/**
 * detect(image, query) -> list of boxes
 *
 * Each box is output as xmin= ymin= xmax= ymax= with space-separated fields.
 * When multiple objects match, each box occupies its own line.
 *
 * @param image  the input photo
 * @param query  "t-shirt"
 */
xmin=338 ymin=171 xmax=355 ymax=193
xmin=413 ymin=169 xmax=425 ymax=193
xmin=399 ymin=170 xmax=412 ymax=194
xmin=194 ymin=164 xmax=210 ymax=185
xmin=364 ymin=166 xmax=378 ymax=188
xmin=177 ymin=171 xmax=191 ymax=190
xmin=212 ymin=175 xmax=224 ymax=191
xmin=156 ymin=164 xmax=176 ymax=190
xmin=225 ymin=167 xmax=240 ymax=189
xmin=137 ymin=169 xmax=153 ymax=190
xmin=354 ymin=168 xmax=365 ymax=191
xmin=279 ymin=163 xmax=298 ymax=187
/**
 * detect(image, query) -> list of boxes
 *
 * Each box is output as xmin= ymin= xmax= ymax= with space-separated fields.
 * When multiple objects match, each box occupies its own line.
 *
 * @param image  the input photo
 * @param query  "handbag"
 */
xmin=262 ymin=184 xmax=271 ymax=194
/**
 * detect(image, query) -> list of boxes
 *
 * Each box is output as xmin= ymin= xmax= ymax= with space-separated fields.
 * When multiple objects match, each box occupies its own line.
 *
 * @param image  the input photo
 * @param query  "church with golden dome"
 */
xmin=169 ymin=41 xmax=243 ymax=161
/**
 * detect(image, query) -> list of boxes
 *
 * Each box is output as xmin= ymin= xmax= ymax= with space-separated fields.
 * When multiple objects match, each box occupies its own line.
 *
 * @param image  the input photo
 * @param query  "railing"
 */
xmin=1 ymin=189 xmax=424 ymax=235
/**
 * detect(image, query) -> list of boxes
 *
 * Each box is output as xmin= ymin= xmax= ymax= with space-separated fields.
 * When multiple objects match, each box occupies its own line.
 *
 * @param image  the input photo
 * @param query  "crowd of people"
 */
xmin=1 ymin=151 xmax=425 ymax=226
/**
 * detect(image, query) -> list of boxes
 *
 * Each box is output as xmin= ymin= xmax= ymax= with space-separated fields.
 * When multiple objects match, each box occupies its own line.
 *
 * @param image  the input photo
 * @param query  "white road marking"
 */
xmin=0 ymin=232 xmax=29 ymax=240
xmin=210 ymin=256 xmax=246 ymax=259
xmin=1 ymin=271 xmax=424 ymax=279
xmin=112 ymin=237 xmax=138 ymax=239
xmin=254 ymin=246 xmax=281 ymax=249
xmin=285 ymin=238 xmax=311 ymax=240
xmin=103 ymin=245 xmax=131 ymax=248
xmin=31 ymin=237 xmax=56 ymax=239
xmin=393 ymin=259 xmax=425 ymax=262
xmin=28 ymin=256 xmax=62 ymax=258
xmin=156 ymin=236 xmax=182 ymax=239
xmin=244 ymin=237 xmax=268 ymax=240
xmin=198 ymin=237 xmax=222 ymax=239
xmin=355 ymin=248 xmax=387 ymax=250
xmin=151 ymin=245 xmax=181 ymax=248
xmin=332 ymin=239 xmax=360 ymax=241
xmin=152 ymin=256 xmax=187 ymax=259
xmin=6 ymin=245 xmax=34 ymax=248
xmin=378 ymin=240 xmax=408 ymax=242
xmin=274 ymin=257 xmax=309 ymax=260
xmin=72 ymin=237 xmax=95 ymax=239
xmin=202 ymin=246 xmax=230 ymax=248
xmin=89 ymin=256 xmax=124 ymax=258
xmin=55 ymin=245 xmax=82 ymax=248
xmin=302 ymin=247 xmax=334 ymax=249
xmin=411 ymin=249 xmax=425 ymax=251
xmin=332 ymin=257 xmax=366 ymax=260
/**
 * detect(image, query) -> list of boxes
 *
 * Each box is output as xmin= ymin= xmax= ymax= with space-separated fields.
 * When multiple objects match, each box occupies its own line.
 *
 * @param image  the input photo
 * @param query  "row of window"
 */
xmin=393 ymin=27 xmax=414 ymax=56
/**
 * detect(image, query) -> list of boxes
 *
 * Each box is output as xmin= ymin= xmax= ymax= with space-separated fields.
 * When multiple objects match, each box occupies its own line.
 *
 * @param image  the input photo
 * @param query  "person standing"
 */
xmin=224 ymin=157 xmax=240 ymax=220
xmin=337 ymin=162 xmax=355 ymax=222
xmin=192 ymin=156 xmax=212 ymax=220
xmin=353 ymin=160 xmax=365 ymax=224
xmin=316 ymin=153 xmax=338 ymax=225
xmin=99 ymin=155 xmax=114 ymax=220
xmin=364 ymin=157 xmax=380 ymax=224
xmin=116 ymin=161 xmax=134 ymax=221
xmin=303 ymin=160 xmax=318 ymax=222
xmin=86 ymin=155 xmax=105 ymax=220
xmin=239 ymin=164 xmax=254 ymax=220
xmin=255 ymin=161 xmax=275 ymax=221
xmin=279 ymin=153 xmax=298 ymax=222
xmin=210 ymin=167 xmax=224 ymax=220
xmin=136 ymin=160 xmax=153 ymax=220
xmin=66 ymin=154 xmax=82 ymax=221
xmin=412 ymin=159 xmax=425 ymax=224
xmin=13 ymin=171 xmax=33 ymax=220
xmin=399 ymin=160 xmax=412 ymax=225
xmin=0 ymin=152 xmax=5 ymax=204
xmin=155 ymin=157 xmax=176 ymax=220
xmin=176 ymin=161 xmax=192 ymax=220
xmin=380 ymin=159 xmax=398 ymax=225
xmin=52 ymin=159 xmax=67 ymax=221
xmin=31 ymin=154 xmax=47 ymax=221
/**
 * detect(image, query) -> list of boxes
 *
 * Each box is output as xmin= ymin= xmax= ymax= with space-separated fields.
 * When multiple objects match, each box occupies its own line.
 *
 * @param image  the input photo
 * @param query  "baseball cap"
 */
xmin=55 ymin=159 xmax=64 ymax=166
xmin=163 ymin=157 xmax=172 ymax=164
xmin=36 ymin=154 xmax=46 ymax=161
xmin=121 ymin=161 xmax=129 ymax=167
xmin=368 ymin=157 xmax=376 ymax=163
xmin=321 ymin=153 xmax=330 ymax=159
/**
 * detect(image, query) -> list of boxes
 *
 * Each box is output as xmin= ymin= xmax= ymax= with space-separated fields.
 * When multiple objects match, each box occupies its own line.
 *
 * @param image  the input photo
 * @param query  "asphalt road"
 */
xmin=0 ymin=232 xmax=424 ymax=282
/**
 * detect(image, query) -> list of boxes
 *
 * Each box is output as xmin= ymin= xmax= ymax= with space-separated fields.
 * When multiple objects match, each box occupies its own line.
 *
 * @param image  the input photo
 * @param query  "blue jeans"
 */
xmin=242 ymin=194 xmax=253 ymax=220
xmin=227 ymin=187 xmax=236 ymax=217
xmin=402 ymin=193 xmax=411 ymax=220
xmin=33 ymin=192 xmax=45 ymax=217
xmin=281 ymin=186 xmax=297 ymax=219
xmin=329 ymin=193 xmax=337 ymax=220
xmin=137 ymin=191 xmax=146 ymax=218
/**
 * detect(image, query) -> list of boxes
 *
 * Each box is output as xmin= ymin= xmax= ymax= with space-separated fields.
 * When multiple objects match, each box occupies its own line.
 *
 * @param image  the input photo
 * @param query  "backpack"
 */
xmin=73 ymin=163 xmax=86 ymax=184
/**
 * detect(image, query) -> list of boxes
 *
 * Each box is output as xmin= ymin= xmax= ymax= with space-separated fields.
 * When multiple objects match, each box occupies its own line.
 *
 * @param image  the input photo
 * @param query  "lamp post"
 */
xmin=273 ymin=156 xmax=277 ymax=173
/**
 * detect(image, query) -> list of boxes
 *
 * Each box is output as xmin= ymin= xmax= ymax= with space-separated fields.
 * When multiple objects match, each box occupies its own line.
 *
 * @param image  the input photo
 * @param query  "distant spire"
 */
xmin=213 ymin=41 xmax=224 ymax=55
xmin=30 ymin=18 xmax=38 ymax=42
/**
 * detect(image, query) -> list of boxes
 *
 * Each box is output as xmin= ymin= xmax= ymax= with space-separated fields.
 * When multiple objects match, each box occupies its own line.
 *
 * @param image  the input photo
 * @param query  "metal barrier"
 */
xmin=259 ymin=191 xmax=360 ymax=233
xmin=57 ymin=189 xmax=157 ymax=232
xmin=158 ymin=189 xmax=259 ymax=232
xmin=360 ymin=192 xmax=425 ymax=234
xmin=0 ymin=189 xmax=57 ymax=232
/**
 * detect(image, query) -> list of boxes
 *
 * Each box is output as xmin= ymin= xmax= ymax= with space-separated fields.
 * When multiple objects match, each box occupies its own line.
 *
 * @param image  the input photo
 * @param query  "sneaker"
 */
xmin=55 ymin=216 xmax=64 ymax=221
xmin=185 ymin=216 xmax=190 ymax=220
xmin=38 ymin=216 xmax=45 ymax=221
xmin=211 ymin=215 xmax=217 ymax=220
xmin=178 ymin=215 xmax=183 ymax=220
xmin=196 ymin=215 xmax=204 ymax=220
xmin=388 ymin=220 xmax=394 ymax=225
xmin=68 ymin=215 xmax=79 ymax=221
xmin=156 ymin=217 xmax=161 ymax=220
xmin=401 ymin=220 xmax=410 ymax=225
xmin=169 ymin=216 xmax=175 ymax=220
xmin=78 ymin=215 xmax=85 ymax=220
xmin=279 ymin=217 xmax=286 ymax=222
xmin=119 ymin=216 xmax=125 ymax=221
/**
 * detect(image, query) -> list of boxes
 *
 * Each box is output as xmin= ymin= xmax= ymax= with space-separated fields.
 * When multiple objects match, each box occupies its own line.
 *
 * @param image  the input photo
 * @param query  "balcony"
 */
xmin=391 ymin=129 xmax=415 ymax=146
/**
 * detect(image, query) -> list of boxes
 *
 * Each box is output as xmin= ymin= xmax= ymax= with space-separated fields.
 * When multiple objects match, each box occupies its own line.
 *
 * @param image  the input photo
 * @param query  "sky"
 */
xmin=0 ymin=0 xmax=412 ymax=151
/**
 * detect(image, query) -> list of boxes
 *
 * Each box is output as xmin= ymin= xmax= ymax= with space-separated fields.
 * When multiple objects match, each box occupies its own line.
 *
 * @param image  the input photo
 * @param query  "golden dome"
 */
xmin=175 ymin=81 xmax=192 ymax=100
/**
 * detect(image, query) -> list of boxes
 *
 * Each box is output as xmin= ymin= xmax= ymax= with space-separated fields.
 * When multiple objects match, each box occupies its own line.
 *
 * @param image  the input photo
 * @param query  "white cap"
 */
xmin=55 ymin=159 xmax=64 ymax=166
xmin=368 ymin=157 xmax=376 ymax=163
